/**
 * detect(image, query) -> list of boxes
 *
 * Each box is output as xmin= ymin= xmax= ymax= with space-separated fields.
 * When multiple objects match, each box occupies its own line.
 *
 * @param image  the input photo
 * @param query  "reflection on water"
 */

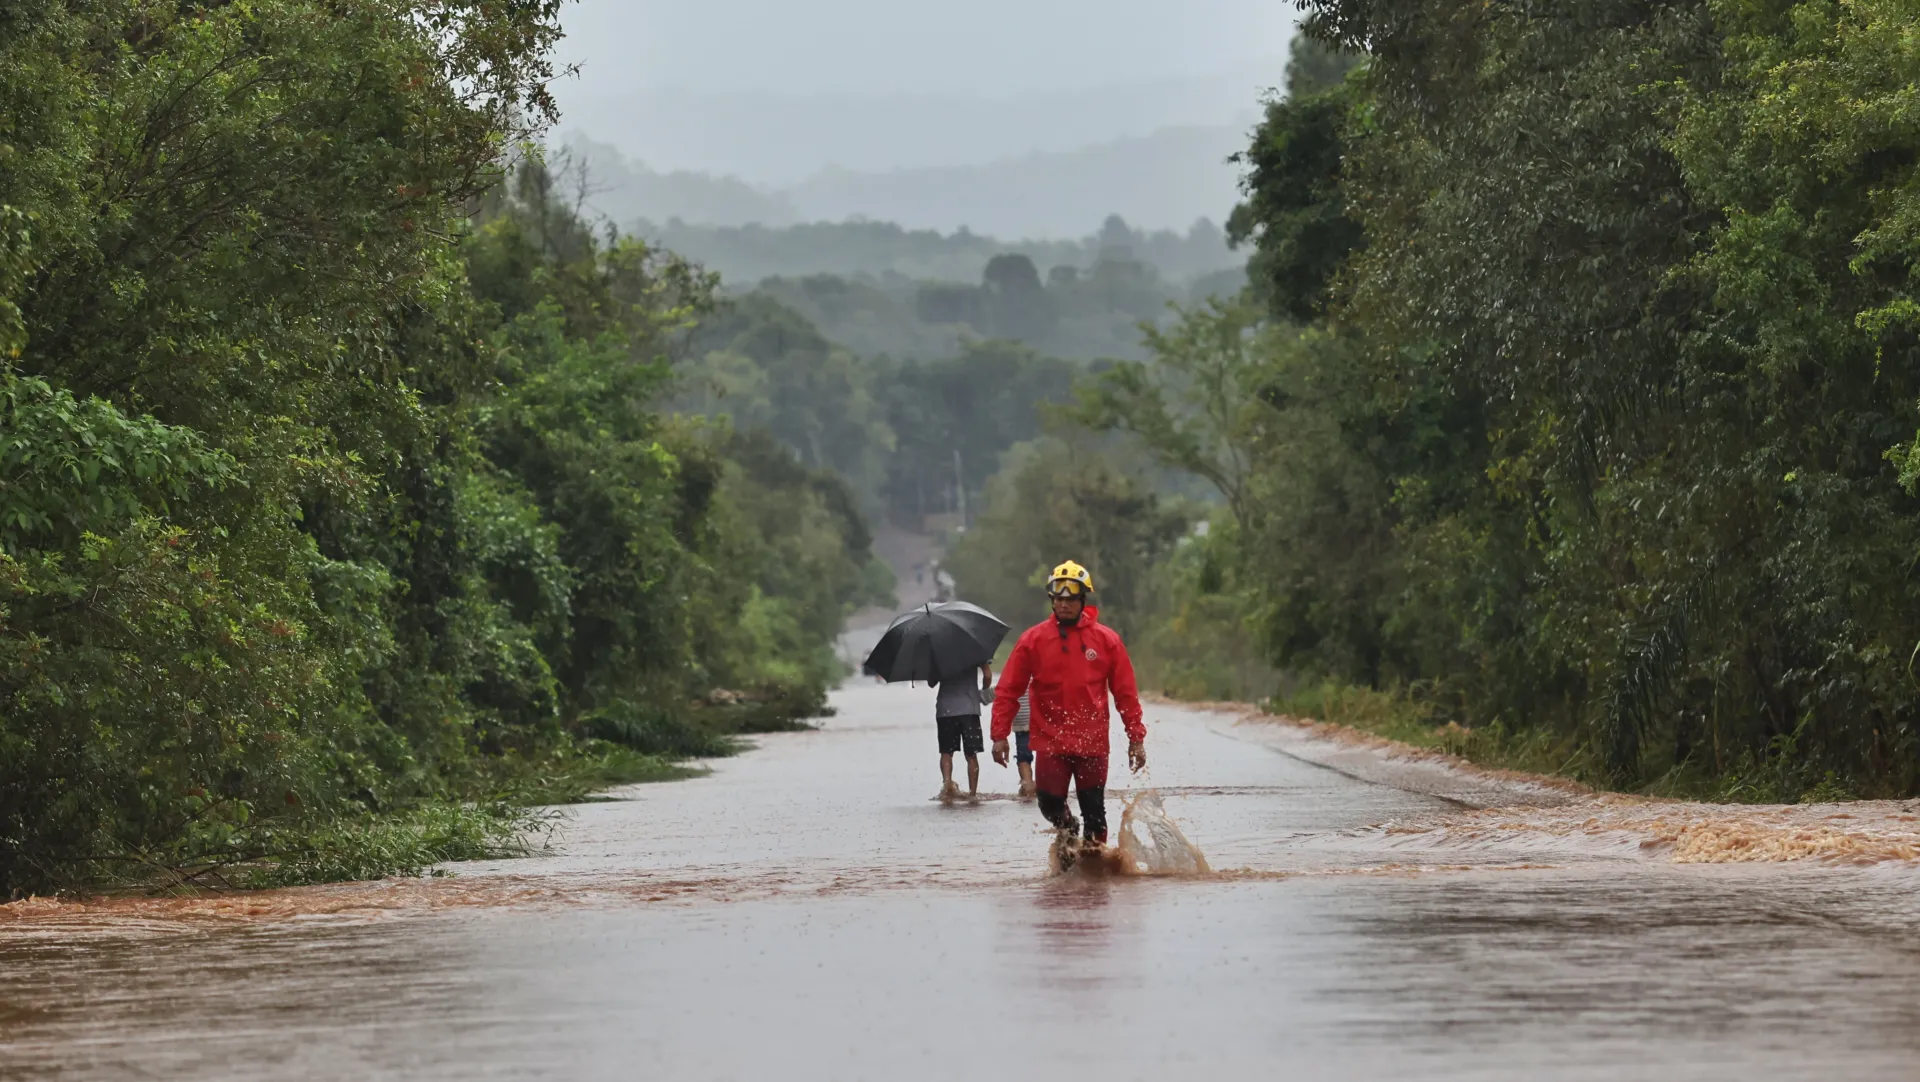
xmin=1313 ymin=868 xmax=1920 ymax=1081
xmin=7 ymin=870 xmax=1920 ymax=1079
xmin=1027 ymin=876 xmax=1115 ymax=953
xmin=7 ymin=685 xmax=1920 ymax=1080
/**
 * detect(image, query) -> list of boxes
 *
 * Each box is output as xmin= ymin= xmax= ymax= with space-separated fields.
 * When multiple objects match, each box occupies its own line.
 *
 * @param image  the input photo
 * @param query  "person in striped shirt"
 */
xmin=1011 ymin=693 xmax=1036 ymax=799
xmin=985 ymin=681 xmax=1036 ymax=798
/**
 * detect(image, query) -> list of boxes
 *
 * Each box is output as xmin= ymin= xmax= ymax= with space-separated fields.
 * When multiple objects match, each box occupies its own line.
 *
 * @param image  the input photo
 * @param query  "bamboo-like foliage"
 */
xmin=1187 ymin=0 xmax=1920 ymax=796
xmin=0 ymin=3 xmax=886 ymax=894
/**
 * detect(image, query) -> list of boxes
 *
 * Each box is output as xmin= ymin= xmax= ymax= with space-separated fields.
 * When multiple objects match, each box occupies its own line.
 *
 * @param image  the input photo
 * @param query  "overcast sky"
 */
xmin=555 ymin=0 xmax=1303 ymax=96
xmin=550 ymin=0 xmax=1303 ymax=182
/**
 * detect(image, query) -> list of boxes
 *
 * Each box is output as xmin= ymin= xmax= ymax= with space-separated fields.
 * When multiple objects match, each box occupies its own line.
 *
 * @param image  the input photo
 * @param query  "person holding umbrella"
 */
xmin=861 ymin=600 xmax=1013 ymax=802
xmin=990 ymin=560 xmax=1145 ymax=861
xmin=933 ymin=663 xmax=991 ymax=803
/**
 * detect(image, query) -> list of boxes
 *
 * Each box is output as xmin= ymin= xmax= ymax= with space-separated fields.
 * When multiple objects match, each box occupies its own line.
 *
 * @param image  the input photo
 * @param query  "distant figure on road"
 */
xmin=1012 ymin=693 xmax=1035 ymax=798
xmin=991 ymin=560 xmax=1146 ymax=859
xmin=933 ymin=663 xmax=992 ymax=803
xmin=985 ymin=681 xmax=1036 ymax=798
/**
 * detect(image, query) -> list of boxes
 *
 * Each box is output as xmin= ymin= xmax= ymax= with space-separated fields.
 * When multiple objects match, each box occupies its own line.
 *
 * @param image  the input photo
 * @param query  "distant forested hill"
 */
xmin=732 ymin=241 xmax=1247 ymax=364
xmin=551 ymin=132 xmax=1250 ymax=354
xmin=558 ymin=126 xmax=1253 ymax=244
xmin=629 ymin=215 xmax=1242 ymax=293
xmin=558 ymin=134 xmax=801 ymax=227
xmin=781 ymin=125 xmax=1249 ymax=239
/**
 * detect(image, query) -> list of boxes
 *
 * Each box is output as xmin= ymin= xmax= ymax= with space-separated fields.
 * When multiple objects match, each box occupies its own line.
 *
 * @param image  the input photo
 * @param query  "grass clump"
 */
xmin=495 ymin=741 xmax=706 ymax=806
xmin=585 ymin=706 xmax=741 ymax=759
xmin=236 ymin=803 xmax=539 ymax=889
xmin=1271 ymin=681 xmax=1600 ymax=784
xmin=1274 ymin=682 xmax=1872 ymax=804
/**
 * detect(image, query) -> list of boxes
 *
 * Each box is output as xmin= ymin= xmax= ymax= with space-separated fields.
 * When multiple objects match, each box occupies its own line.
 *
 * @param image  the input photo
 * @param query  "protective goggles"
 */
xmin=1046 ymin=580 xmax=1088 ymax=600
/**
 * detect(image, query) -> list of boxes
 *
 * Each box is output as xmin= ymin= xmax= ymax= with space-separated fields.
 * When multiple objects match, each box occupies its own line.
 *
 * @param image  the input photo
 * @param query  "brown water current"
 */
xmin=7 ymin=676 xmax=1920 ymax=1079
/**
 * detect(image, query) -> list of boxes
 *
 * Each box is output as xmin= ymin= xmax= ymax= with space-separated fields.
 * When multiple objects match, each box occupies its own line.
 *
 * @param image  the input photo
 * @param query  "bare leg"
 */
xmin=1017 ymin=761 xmax=1035 ymax=798
xmin=940 ymin=753 xmax=959 ymax=803
xmin=965 ymin=753 xmax=980 ymax=796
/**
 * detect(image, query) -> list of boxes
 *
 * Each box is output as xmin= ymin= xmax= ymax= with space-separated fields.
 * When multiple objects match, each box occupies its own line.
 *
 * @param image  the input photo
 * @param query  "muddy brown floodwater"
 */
xmin=8 ymin=675 xmax=1920 ymax=1080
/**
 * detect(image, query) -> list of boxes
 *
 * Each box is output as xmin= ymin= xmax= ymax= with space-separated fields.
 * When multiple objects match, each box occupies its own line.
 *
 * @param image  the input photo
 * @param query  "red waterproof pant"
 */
xmin=1034 ymin=751 xmax=1108 ymax=798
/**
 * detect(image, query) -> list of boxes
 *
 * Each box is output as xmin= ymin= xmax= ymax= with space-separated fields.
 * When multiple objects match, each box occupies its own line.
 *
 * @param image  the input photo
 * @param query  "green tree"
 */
xmin=1218 ymin=0 xmax=1920 ymax=796
xmin=1074 ymin=298 xmax=1274 ymax=529
xmin=882 ymin=341 xmax=1078 ymax=524
xmin=678 ymin=293 xmax=897 ymax=504
xmin=982 ymin=253 xmax=1053 ymax=340
xmin=945 ymin=437 xmax=1189 ymax=641
xmin=1227 ymin=67 xmax=1365 ymax=322
xmin=0 ymin=4 xmax=891 ymax=895
xmin=0 ymin=0 xmax=569 ymax=892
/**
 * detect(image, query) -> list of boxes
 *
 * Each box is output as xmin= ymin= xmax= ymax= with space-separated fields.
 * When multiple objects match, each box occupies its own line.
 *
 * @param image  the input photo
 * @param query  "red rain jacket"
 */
xmin=990 ymin=606 xmax=1145 ymax=757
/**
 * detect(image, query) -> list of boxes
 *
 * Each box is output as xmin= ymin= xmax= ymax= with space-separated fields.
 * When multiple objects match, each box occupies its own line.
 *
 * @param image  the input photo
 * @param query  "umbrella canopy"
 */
xmin=862 ymin=601 xmax=1010 ymax=684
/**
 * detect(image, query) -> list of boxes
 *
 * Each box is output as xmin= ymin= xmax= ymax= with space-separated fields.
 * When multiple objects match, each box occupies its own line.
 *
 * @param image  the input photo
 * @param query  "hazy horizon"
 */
xmin=550 ymin=0 xmax=1302 ymax=192
xmin=554 ymin=0 xmax=1303 ymax=97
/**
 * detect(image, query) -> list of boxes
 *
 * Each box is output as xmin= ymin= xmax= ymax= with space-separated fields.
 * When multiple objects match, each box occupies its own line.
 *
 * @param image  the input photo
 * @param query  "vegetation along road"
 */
xmin=6 ymin=1 xmax=1920 ymax=1077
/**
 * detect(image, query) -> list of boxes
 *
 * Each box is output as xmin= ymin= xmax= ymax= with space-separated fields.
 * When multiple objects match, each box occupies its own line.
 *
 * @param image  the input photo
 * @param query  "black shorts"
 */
xmin=937 ymin=714 xmax=984 ymax=756
xmin=1014 ymin=730 xmax=1033 ymax=764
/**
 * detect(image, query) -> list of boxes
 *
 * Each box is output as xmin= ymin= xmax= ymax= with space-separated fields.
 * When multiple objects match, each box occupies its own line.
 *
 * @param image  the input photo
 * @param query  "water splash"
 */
xmin=1114 ymin=790 xmax=1210 ymax=876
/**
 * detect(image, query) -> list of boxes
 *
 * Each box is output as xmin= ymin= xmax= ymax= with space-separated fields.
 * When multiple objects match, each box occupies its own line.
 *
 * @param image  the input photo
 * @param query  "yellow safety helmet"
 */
xmin=1046 ymin=560 xmax=1093 ymax=599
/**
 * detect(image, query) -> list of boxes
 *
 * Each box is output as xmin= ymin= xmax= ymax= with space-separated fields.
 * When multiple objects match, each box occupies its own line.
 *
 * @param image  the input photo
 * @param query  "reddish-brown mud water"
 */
xmin=8 ymin=675 xmax=1920 ymax=1079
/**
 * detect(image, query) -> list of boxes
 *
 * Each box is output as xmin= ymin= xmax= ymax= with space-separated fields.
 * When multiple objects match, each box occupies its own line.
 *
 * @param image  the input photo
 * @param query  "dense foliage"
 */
xmin=0 ymin=1 xmax=884 ymax=896
xmin=998 ymin=0 xmax=1920 ymax=801
xmin=676 ymin=297 xmax=1085 ymax=527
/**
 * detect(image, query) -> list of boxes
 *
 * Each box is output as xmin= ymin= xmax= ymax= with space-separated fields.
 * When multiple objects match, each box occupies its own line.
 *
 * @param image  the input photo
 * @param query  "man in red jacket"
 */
xmin=991 ymin=560 xmax=1146 ymax=851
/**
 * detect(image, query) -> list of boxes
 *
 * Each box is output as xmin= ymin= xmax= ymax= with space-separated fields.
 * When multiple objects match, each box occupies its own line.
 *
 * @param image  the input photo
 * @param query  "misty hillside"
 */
xmin=785 ymin=125 xmax=1248 ymax=237
xmin=562 ymin=126 xmax=1252 ymax=239
xmin=627 ymin=216 xmax=1244 ymax=289
xmin=551 ymin=63 xmax=1281 ymax=186
xmin=560 ymin=137 xmax=800 ymax=227
xmin=720 ymin=243 xmax=1246 ymax=364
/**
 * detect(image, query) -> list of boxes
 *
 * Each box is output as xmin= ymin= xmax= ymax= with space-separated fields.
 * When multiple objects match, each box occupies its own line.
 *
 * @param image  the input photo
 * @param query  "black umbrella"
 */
xmin=862 ymin=601 xmax=1011 ymax=684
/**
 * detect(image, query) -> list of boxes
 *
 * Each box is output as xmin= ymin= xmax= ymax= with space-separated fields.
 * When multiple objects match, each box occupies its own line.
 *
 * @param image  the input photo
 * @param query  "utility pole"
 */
xmin=953 ymin=448 xmax=967 ymax=529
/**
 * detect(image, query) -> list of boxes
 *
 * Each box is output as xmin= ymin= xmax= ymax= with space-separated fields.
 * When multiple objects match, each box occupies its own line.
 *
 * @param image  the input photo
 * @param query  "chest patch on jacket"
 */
xmin=1085 ymin=647 xmax=1099 ymax=661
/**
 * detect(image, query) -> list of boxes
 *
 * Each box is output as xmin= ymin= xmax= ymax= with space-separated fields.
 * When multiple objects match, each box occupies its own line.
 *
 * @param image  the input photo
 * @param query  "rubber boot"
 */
xmin=1038 ymin=790 xmax=1081 ymax=870
xmin=1038 ymin=791 xmax=1080 ymax=838
xmin=1077 ymin=786 xmax=1107 ymax=845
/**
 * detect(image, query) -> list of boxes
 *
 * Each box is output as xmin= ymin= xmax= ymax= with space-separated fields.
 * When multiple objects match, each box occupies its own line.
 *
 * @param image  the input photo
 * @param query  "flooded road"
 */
xmin=7 ymin=679 xmax=1920 ymax=1080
